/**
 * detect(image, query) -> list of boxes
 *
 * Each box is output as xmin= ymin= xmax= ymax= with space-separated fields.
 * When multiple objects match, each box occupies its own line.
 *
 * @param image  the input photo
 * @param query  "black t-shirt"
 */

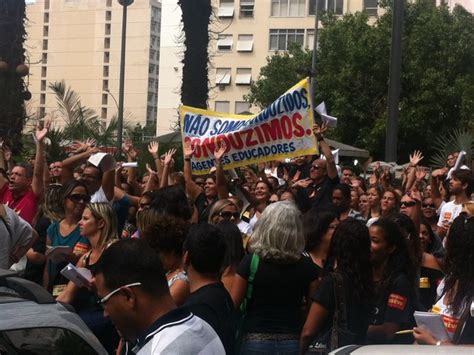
xmin=312 ymin=274 xmax=371 ymax=344
xmin=194 ymin=192 xmax=216 ymax=223
xmin=370 ymin=273 xmax=415 ymax=344
xmin=419 ymin=266 xmax=444 ymax=311
xmin=237 ymin=253 xmax=320 ymax=334
xmin=309 ymin=175 xmax=340 ymax=211
xmin=24 ymin=216 xmax=50 ymax=285
xmin=184 ymin=282 xmax=235 ymax=355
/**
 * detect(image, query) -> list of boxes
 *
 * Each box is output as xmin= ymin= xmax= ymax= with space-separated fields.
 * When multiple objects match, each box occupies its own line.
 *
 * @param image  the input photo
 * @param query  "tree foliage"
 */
xmin=246 ymin=0 xmax=474 ymax=163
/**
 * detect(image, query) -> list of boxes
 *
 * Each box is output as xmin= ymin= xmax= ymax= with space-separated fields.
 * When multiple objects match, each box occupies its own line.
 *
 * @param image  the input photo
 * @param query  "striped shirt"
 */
xmin=123 ymin=307 xmax=225 ymax=355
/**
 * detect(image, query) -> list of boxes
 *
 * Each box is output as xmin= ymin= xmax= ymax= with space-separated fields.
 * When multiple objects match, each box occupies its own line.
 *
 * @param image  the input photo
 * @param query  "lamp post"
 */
xmin=117 ymin=0 xmax=134 ymax=155
xmin=385 ymin=0 xmax=404 ymax=162
xmin=310 ymin=0 xmax=320 ymax=115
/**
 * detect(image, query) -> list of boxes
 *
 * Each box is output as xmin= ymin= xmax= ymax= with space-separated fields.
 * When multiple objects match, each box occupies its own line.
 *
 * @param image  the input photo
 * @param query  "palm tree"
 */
xmin=179 ymin=0 xmax=212 ymax=109
xmin=0 ymin=0 xmax=28 ymax=153
xmin=430 ymin=128 xmax=473 ymax=168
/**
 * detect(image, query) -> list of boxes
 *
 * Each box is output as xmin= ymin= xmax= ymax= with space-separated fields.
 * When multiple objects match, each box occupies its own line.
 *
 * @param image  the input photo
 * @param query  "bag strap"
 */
xmin=240 ymin=253 xmax=260 ymax=313
xmin=452 ymin=296 xmax=474 ymax=344
xmin=330 ymin=272 xmax=348 ymax=351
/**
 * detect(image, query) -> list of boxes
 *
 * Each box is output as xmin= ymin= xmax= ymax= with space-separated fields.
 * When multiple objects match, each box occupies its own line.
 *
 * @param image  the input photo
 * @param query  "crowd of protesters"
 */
xmin=0 ymin=121 xmax=473 ymax=354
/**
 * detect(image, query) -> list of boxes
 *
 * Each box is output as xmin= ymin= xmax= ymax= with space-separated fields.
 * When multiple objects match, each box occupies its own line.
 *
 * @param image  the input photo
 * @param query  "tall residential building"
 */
xmin=25 ymin=0 xmax=161 ymax=129
xmin=157 ymin=0 xmax=471 ymax=137
xmin=157 ymin=0 xmax=372 ymax=135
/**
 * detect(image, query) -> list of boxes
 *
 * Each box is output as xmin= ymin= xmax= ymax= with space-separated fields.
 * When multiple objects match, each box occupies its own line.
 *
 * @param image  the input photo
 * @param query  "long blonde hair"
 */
xmin=85 ymin=203 xmax=118 ymax=248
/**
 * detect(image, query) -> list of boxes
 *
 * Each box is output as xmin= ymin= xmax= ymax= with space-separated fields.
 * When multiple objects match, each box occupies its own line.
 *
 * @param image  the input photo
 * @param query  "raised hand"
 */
xmin=214 ymin=141 xmax=227 ymax=162
xmin=36 ymin=120 xmax=50 ymax=142
xmin=369 ymin=173 xmax=378 ymax=187
xmin=148 ymin=141 xmax=159 ymax=158
xmin=312 ymin=122 xmax=328 ymax=139
xmin=183 ymin=140 xmax=195 ymax=159
xmin=146 ymin=163 xmax=157 ymax=175
xmin=415 ymin=166 xmax=427 ymax=181
xmin=293 ymin=178 xmax=313 ymax=188
xmin=432 ymin=167 xmax=448 ymax=178
xmin=409 ymin=150 xmax=424 ymax=167
xmin=163 ymin=148 xmax=177 ymax=166
xmin=123 ymin=139 xmax=138 ymax=160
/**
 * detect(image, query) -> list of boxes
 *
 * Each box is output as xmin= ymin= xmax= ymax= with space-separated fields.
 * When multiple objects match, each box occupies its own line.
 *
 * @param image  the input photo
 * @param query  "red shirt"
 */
xmin=0 ymin=184 xmax=39 ymax=225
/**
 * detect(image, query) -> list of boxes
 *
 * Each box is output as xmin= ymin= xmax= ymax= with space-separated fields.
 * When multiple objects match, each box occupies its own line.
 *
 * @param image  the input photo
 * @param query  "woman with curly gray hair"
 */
xmin=231 ymin=201 xmax=320 ymax=354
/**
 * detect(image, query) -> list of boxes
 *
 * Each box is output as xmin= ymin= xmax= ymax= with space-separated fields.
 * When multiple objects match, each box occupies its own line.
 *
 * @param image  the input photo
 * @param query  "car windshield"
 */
xmin=0 ymin=327 xmax=97 ymax=355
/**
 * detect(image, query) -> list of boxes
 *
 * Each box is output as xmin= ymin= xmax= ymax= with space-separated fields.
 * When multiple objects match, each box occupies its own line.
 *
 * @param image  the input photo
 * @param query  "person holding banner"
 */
xmin=308 ymin=123 xmax=339 ymax=211
xmin=183 ymin=141 xmax=228 ymax=223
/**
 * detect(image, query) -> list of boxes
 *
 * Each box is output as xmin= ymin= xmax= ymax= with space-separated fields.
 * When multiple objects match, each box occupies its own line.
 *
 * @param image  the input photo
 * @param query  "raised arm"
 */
xmin=32 ymin=122 xmax=49 ymax=197
xmin=61 ymin=139 xmax=97 ymax=184
xmin=313 ymin=123 xmax=337 ymax=180
xmin=405 ymin=150 xmax=424 ymax=191
xmin=214 ymin=142 xmax=229 ymax=199
xmin=430 ymin=168 xmax=447 ymax=209
xmin=160 ymin=148 xmax=176 ymax=189
xmin=148 ymin=141 xmax=163 ymax=179
xmin=102 ymin=168 xmax=115 ymax=202
xmin=183 ymin=140 xmax=203 ymax=201
xmin=123 ymin=139 xmax=138 ymax=187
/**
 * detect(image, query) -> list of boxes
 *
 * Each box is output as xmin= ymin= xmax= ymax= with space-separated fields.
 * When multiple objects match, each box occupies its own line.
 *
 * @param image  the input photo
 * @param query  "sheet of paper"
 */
xmin=60 ymin=263 xmax=92 ymax=288
xmin=414 ymin=311 xmax=450 ymax=341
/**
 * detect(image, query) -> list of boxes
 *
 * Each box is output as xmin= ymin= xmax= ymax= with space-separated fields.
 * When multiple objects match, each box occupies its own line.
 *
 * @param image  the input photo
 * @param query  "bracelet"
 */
xmin=436 ymin=340 xmax=441 ymax=346
xmin=316 ymin=136 xmax=324 ymax=142
xmin=184 ymin=157 xmax=191 ymax=161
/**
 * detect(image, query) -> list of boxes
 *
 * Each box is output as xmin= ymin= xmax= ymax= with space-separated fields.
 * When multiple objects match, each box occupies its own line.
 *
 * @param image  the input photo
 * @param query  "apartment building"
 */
xmin=25 ymin=0 xmax=161 ymax=129
xmin=157 ymin=0 xmax=376 ymax=135
xmin=157 ymin=0 xmax=470 ymax=136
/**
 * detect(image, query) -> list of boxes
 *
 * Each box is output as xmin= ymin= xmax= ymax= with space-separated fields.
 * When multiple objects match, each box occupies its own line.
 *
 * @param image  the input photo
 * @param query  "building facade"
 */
xmin=25 ymin=0 xmax=161 ymax=129
xmin=156 ymin=0 xmax=375 ymax=135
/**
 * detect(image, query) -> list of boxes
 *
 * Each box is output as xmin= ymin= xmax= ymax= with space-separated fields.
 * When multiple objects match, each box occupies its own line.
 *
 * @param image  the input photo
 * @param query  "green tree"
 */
xmin=246 ymin=1 xmax=474 ymax=163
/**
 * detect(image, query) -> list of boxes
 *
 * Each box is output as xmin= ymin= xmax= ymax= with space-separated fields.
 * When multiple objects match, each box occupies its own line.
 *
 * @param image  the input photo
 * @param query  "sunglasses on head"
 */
xmin=422 ymin=203 xmax=435 ymax=208
xmin=400 ymin=201 xmax=416 ymax=208
xmin=68 ymin=194 xmax=91 ymax=203
xmin=219 ymin=211 xmax=240 ymax=219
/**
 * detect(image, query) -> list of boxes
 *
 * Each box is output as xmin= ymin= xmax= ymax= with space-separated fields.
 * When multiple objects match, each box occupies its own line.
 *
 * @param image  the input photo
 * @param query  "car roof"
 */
xmin=0 ymin=300 xmax=107 ymax=355
xmin=331 ymin=345 xmax=473 ymax=355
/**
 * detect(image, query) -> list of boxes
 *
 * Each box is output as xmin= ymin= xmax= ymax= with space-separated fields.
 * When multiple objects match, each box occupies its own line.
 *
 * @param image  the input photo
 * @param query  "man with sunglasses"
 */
xmin=93 ymin=239 xmax=225 ymax=355
xmin=0 ymin=124 xmax=48 ymax=225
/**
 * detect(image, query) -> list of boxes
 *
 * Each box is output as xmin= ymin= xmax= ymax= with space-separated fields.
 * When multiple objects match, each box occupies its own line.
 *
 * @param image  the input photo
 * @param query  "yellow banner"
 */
xmin=179 ymin=78 xmax=318 ymax=175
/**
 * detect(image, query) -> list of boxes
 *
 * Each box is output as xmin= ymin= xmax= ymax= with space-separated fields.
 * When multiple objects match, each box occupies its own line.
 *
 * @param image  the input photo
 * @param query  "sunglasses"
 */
xmin=422 ymin=203 xmax=435 ymax=208
xmin=98 ymin=282 xmax=142 ymax=309
xmin=219 ymin=211 xmax=240 ymax=219
xmin=400 ymin=201 xmax=416 ymax=208
xmin=68 ymin=194 xmax=91 ymax=203
xmin=310 ymin=165 xmax=324 ymax=170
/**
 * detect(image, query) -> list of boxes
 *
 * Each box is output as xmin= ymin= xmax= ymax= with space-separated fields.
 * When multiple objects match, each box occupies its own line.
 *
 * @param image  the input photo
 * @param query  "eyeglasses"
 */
xmin=400 ymin=201 xmax=417 ymax=208
xmin=98 ymin=282 xmax=142 ymax=308
xmin=219 ymin=211 xmax=240 ymax=219
xmin=422 ymin=203 xmax=435 ymax=208
xmin=310 ymin=165 xmax=324 ymax=170
xmin=68 ymin=194 xmax=91 ymax=203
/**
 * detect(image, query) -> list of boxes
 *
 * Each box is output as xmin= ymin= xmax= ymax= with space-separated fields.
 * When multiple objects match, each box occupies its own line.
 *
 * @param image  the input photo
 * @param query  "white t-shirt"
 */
xmin=90 ymin=186 xmax=112 ymax=204
xmin=137 ymin=314 xmax=224 ymax=355
xmin=437 ymin=200 xmax=463 ymax=228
